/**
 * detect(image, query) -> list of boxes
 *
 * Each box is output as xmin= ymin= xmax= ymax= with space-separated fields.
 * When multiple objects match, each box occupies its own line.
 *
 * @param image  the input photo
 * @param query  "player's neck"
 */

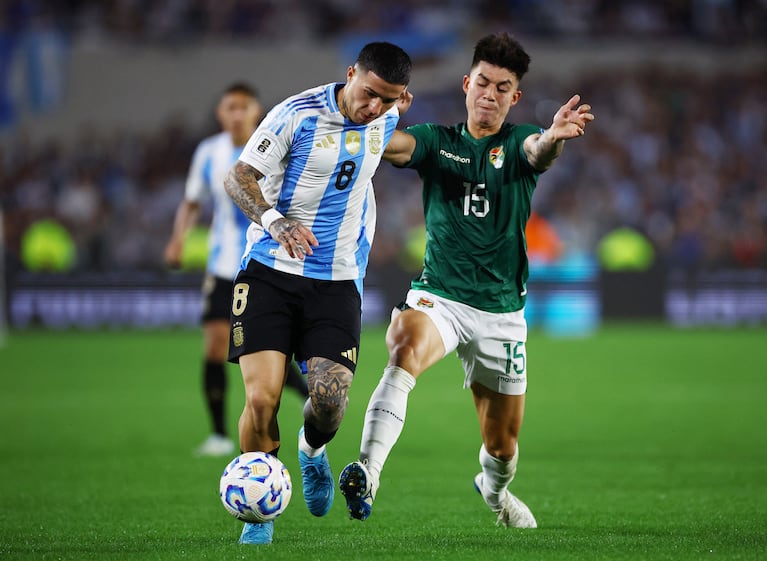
xmin=466 ymin=120 xmax=501 ymax=139
xmin=230 ymin=132 xmax=251 ymax=147
xmin=336 ymin=85 xmax=349 ymax=119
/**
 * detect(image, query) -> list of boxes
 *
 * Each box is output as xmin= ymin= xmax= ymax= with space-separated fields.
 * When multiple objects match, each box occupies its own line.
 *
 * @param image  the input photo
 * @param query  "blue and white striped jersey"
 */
xmin=185 ymin=131 xmax=251 ymax=280
xmin=238 ymin=82 xmax=399 ymax=282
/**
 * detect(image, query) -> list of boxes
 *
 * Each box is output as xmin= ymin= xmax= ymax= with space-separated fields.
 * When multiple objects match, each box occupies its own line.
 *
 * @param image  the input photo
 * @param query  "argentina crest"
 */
xmin=368 ymin=126 xmax=382 ymax=155
xmin=232 ymin=323 xmax=244 ymax=347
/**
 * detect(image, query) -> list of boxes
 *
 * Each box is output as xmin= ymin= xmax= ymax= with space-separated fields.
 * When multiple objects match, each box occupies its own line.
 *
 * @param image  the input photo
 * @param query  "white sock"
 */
xmin=479 ymin=443 xmax=518 ymax=509
xmin=298 ymin=430 xmax=325 ymax=458
xmin=359 ymin=366 xmax=416 ymax=481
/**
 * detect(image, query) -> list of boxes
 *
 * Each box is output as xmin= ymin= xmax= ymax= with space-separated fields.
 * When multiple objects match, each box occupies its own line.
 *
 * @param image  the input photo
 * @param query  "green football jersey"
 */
xmin=401 ymin=122 xmax=543 ymax=313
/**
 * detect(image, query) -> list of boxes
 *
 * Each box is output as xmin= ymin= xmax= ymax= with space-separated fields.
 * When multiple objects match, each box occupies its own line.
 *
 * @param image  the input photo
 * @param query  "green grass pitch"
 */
xmin=1 ymin=324 xmax=765 ymax=560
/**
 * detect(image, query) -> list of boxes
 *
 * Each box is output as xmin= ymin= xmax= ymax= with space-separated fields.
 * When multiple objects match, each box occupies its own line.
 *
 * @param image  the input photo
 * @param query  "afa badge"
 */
xmin=489 ymin=146 xmax=505 ymax=169
xmin=233 ymin=325 xmax=244 ymax=347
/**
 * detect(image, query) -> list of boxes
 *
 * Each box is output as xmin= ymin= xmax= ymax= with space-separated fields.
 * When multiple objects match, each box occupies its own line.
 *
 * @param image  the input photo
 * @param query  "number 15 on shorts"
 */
xmin=503 ymin=341 xmax=525 ymax=376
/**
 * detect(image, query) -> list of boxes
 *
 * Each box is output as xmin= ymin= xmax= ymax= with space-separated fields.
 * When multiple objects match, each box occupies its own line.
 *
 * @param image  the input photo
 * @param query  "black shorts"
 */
xmin=201 ymin=274 xmax=234 ymax=322
xmin=228 ymin=260 xmax=362 ymax=372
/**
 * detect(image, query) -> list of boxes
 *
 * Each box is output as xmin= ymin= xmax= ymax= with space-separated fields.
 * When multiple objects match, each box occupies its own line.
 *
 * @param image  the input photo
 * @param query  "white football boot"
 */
xmin=194 ymin=433 xmax=235 ymax=457
xmin=474 ymin=473 xmax=537 ymax=528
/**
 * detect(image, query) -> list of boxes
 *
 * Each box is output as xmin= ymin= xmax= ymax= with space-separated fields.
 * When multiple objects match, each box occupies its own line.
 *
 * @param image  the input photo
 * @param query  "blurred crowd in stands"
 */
xmin=1 ymin=0 xmax=766 ymax=276
xmin=4 ymin=0 xmax=766 ymax=44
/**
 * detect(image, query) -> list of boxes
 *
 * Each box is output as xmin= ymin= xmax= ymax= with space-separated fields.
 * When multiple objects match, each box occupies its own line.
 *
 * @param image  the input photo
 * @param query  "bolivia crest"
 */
xmin=416 ymin=296 xmax=434 ymax=309
xmin=489 ymin=146 xmax=505 ymax=169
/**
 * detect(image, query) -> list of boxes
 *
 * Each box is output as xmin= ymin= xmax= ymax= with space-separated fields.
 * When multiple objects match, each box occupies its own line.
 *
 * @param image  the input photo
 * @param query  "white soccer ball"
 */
xmin=219 ymin=452 xmax=293 ymax=523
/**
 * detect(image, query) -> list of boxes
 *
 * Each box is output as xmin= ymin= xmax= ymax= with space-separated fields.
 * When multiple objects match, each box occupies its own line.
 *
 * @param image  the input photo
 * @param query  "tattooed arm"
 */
xmin=224 ymin=161 xmax=318 ymax=259
xmin=523 ymin=94 xmax=594 ymax=172
xmin=224 ymin=160 xmax=270 ymax=222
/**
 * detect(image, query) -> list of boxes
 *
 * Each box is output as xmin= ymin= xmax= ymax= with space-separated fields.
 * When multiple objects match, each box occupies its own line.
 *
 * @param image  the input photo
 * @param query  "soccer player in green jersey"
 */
xmin=339 ymin=32 xmax=594 ymax=528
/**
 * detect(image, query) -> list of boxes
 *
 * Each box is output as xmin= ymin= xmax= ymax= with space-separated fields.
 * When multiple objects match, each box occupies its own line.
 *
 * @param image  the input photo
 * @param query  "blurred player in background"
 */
xmin=339 ymin=32 xmax=594 ymax=528
xmin=224 ymin=42 xmax=412 ymax=545
xmin=164 ymin=82 xmax=308 ymax=458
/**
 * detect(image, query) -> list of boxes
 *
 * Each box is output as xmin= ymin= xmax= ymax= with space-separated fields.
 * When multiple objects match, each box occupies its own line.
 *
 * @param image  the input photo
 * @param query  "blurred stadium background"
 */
xmin=2 ymin=4 xmax=767 ymax=559
xmin=1 ymin=0 xmax=766 ymax=334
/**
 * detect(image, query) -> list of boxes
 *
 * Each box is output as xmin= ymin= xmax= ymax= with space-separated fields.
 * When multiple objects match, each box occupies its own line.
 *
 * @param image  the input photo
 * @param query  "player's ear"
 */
xmin=252 ymin=99 xmax=264 ymax=120
xmin=347 ymin=65 xmax=356 ymax=82
xmin=215 ymin=100 xmax=226 ymax=126
xmin=462 ymin=75 xmax=470 ymax=94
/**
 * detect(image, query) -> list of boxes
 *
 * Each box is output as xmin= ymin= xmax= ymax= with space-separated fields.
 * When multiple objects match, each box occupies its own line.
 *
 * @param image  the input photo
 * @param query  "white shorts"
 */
xmin=404 ymin=289 xmax=528 ymax=395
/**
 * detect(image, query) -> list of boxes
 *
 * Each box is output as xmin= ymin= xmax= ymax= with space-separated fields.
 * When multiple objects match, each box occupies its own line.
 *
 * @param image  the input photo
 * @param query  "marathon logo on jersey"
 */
xmin=416 ymin=296 xmax=434 ymax=309
xmin=489 ymin=146 xmax=505 ymax=169
xmin=439 ymin=149 xmax=470 ymax=164
xmin=345 ymin=131 xmax=361 ymax=155
xmin=368 ymin=126 xmax=382 ymax=155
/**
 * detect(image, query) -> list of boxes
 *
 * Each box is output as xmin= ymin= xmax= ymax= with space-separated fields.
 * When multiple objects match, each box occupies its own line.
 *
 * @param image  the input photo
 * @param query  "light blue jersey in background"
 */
xmin=185 ymin=131 xmax=251 ymax=280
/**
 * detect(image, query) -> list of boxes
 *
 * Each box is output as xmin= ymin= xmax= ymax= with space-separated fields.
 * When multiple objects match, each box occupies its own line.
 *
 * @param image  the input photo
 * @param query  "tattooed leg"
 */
xmin=302 ymin=357 xmax=353 ymax=440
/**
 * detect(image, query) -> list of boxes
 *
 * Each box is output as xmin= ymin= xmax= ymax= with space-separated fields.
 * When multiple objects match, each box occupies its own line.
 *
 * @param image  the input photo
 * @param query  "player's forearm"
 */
xmin=172 ymin=201 xmax=200 ymax=240
xmin=524 ymin=129 xmax=565 ymax=172
xmin=224 ymin=161 xmax=272 ymax=226
xmin=382 ymin=130 xmax=416 ymax=167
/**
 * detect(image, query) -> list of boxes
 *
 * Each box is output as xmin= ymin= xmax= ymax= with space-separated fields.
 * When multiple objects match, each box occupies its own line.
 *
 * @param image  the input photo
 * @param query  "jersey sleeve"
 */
xmin=184 ymin=140 xmax=211 ymax=202
xmin=238 ymin=102 xmax=296 ymax=176
xmin=514 ymin=123 xmax=546 ymax=172
xmin=397 ymin=123 xmax=440 ymax=169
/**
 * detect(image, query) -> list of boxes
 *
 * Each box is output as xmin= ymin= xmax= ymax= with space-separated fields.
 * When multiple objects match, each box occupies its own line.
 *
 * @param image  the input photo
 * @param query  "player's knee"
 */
xmin=204 ymin=347 xmax=227 ymax=362
xmin=484 ymin=435 xmax=518 ymax=462
xmin=386 ymin=314 xmax=439 ymax=374
xmin=388 ymin=337 xmax=416 ymax=366
xmin=203 ymin=323 xmax=230 ymax=361
xmin=244 ymin=388 xmax=279 ymax=417
xmin=308 ymin=392 xmax=348 ymax=430
xmin=387 ymin=335 xmax=431 ymax=374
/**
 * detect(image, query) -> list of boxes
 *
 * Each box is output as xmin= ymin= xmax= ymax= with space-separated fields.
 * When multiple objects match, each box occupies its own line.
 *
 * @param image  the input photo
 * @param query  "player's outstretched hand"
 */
xmin=269 ymin=218 xmax=318 ymax=261
xmin=550 ymin=94 xmax=594 ymax=140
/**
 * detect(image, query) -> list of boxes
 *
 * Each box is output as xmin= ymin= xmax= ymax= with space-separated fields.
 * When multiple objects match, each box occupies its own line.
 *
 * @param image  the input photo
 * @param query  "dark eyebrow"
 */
xmin=366 ymin=87 xmax=399 ymax=104
xmin=476 ymin=72 xmax=513 ymax=88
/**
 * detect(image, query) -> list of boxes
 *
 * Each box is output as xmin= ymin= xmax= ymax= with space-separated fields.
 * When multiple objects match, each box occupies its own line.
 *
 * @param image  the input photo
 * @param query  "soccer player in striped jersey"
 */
xmin=224 ymin=42 xmax=412 ymax=545
xmin=164 ymin=83 xmax=308 ymax=458
xmin=339 ymin=32 xmax=594 ymax=528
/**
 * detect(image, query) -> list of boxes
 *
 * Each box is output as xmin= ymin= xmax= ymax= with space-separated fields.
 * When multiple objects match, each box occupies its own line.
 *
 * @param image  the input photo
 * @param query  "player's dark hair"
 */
xmin=223 ymin=82 xmax=259 ymax=99
xmin=355 ymin=42 xmax=412 ymax=85
xmin=472 ymin=32 xmax=530 ymax=80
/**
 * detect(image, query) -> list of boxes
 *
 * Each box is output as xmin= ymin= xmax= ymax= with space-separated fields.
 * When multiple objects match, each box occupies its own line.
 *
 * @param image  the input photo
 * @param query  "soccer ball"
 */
xmin=219 ymin=452 xmax=293 ymax=523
